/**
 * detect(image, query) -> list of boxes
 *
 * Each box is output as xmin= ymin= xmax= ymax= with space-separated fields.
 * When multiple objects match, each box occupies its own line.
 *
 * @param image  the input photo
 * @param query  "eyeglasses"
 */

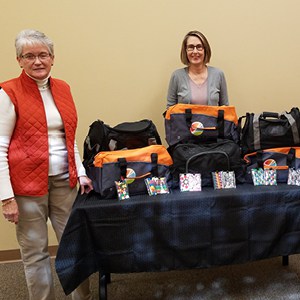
xmin=186 ymin=44 xmax=204 ymax=52
xmin=21 ymin=52 xmax=52 ymax=62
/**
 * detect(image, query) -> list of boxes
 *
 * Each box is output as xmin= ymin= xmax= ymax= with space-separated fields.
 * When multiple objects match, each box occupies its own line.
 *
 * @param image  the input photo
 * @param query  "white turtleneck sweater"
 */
xmin=0 ymin=74 xmax=86 ymax=201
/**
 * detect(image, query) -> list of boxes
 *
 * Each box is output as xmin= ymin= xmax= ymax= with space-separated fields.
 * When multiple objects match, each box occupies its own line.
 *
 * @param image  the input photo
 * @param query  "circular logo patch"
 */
xmin=125 ymin=168 xmax=136 ymax=184
xmin=190 ymin=121 xmax=204 ymax=136
xmin=263 ymin=159 xmax=277 ymax=168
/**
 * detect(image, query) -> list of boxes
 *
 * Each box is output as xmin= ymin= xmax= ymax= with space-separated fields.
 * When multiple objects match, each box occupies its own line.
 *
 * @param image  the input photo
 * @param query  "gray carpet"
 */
xmin=1 ymin=255 xmax=300 ymax=299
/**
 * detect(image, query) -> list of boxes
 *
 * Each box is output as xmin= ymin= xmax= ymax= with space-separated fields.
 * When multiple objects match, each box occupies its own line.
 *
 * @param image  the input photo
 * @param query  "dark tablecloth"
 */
xmin=55 ymin=184 xmax=300 ymax=295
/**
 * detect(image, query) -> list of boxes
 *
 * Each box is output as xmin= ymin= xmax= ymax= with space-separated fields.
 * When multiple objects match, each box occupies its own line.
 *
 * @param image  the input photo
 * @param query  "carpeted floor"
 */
xmin=1 ymin=255 xmax=300 ymax=299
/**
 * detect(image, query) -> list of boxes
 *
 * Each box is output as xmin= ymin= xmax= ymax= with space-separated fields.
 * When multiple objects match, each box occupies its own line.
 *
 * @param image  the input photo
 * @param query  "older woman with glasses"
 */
xmin=166 ymin=30 xmax=229 ymax=108
xmin=0 ymin=29 xmax=94 ymax=300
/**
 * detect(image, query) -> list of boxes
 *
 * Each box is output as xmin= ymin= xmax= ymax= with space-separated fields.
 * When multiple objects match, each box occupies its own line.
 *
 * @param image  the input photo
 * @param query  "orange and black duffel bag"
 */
xmin=164 ymin=104 xmax=239 ymax=147
xmin=87 ymin=145 xmax=173 ymax=199
xmin=243 ymin=147 xmax=300 ymax=183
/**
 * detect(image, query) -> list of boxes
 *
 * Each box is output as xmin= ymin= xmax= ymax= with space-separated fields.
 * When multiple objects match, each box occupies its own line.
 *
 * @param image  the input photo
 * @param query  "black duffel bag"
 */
xmin=83 ymin=119 xmax=162 ymax=167
xmin=239 ymin=107 xmax=300 ymax=155
xmin=170 ymin=139 xmax=245 ymax=187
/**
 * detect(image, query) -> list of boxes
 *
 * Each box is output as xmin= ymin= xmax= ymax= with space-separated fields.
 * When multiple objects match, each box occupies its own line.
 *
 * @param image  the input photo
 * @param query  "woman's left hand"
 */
xmin=78 ymin=176 xmax=94 ymax=194
xmin=2 ymin=198 xmax=19 ymax=224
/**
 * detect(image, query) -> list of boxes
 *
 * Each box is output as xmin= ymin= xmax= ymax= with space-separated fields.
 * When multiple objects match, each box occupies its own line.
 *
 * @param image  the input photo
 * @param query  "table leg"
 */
xmin=99 ymin=273 xmax=108 ymax=300
xmin=282 ymin=255 xmax=289 ymax=266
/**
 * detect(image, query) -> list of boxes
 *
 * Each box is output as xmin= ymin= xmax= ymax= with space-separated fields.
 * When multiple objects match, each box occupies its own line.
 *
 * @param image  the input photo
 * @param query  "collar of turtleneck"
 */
xmin=25 ymin=72 xmax=51 ymax=90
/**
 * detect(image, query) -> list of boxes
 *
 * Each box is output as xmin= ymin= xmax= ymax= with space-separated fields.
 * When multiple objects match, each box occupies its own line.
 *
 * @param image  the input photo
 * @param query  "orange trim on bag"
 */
xmin=124 ymin=172 xmax=151 ymax=180
xmin=200 ymin=127 xmax=217 ymax=130
xmin=243 ymin=147 xmax=300 ymax=164
xmin=93 ymin=145 xmax=173 ymax=168
xmin=265 ymin=147 xmax=300 ymax=158
xmin=164 ymin=104 xmax=238 ymax=125
xmin=264 ymin=165 xmax=289 ymax=170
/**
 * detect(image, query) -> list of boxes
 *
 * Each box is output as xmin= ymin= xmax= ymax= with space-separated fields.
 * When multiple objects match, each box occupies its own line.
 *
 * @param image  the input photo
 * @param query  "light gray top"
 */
xmin=166 ymin=66 xmax=229 ymax=108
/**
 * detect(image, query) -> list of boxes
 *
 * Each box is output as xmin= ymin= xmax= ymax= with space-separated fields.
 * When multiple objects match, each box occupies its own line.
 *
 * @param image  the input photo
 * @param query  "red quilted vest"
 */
xmin=0 ymin=70 xmax=78 ymax=196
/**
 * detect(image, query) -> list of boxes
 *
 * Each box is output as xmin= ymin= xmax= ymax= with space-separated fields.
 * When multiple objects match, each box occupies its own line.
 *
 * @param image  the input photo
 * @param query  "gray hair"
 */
xmin=15 ymin=29 xmax=54 ymax=58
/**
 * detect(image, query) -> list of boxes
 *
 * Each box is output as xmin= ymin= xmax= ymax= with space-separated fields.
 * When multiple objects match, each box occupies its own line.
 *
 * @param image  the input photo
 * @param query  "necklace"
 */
xmin=188 ymin=66 xmax=207 ymax=85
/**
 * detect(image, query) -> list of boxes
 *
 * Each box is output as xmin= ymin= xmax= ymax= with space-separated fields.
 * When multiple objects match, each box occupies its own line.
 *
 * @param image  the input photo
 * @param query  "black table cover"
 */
xmin=55 ymin=184 xmax=300 ymax=295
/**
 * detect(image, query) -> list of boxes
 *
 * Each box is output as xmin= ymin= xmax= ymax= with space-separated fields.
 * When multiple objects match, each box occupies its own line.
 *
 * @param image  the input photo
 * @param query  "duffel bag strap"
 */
xmin=255 ymin=151 xmax=264 ymax=168
xmin=253 ymin=114 xmax=262 ymax=151
xmin=151 ymin=153 xmax=158 ymax=177
xmin=118 ymin=157 xmax=127 ymax=180
xmin=185 ymin=108 xmax=193 ymax=128
xmin=287 ymin=147 xmax=296 ymax=168
xmin=282 ymin=112 xmax=300 ymax=144
xmin=238 ymin=115 xmax=246 ymax=142
xmin=253 ymin=113 xmax=281 ymax=150
xmin=217 ymin=110 xmax=225 ymax=139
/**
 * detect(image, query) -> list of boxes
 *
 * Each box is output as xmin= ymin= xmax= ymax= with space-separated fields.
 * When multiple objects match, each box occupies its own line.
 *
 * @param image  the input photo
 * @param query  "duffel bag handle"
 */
xmin=253 ymin=112 xmax=300 ymax=150
xmin=117 ymin=153 xmax=159 ymax=180
xmin=261 ymin=112 xmax=279 ymax=119
xmin=185 ymin=150 xmax=230 ymax=173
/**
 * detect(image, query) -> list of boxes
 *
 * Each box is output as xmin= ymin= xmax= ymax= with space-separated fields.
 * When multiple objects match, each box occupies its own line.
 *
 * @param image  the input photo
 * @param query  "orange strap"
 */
xmin=200 ymin=127 xmax=217 ymax=130
xmin=122 ymin=172 xmax=152 ymax=180
xmin=264 ymin=165 xmax=289 ymax=170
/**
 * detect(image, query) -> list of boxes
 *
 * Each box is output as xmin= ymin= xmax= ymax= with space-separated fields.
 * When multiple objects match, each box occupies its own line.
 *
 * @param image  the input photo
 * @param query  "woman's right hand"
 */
xmin=2 ymin=198 xmax=19 ymax=224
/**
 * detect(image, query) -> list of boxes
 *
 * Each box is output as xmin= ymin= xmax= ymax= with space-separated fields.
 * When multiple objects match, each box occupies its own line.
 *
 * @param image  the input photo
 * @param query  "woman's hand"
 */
xmin=2 ymin=198 xmax=19 ymax=224
xmin=78 ymin=176 xmax=94 ymax=194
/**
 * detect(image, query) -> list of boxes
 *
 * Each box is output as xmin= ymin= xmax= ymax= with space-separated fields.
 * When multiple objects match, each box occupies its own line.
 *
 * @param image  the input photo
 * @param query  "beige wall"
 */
xmin=1 ymin=0 xmax=300 ymax=250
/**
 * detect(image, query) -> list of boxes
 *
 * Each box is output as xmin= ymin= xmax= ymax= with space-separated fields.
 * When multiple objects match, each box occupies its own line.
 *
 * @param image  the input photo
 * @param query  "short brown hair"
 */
xmin=180 ymin=30 xmax=211 ymax=65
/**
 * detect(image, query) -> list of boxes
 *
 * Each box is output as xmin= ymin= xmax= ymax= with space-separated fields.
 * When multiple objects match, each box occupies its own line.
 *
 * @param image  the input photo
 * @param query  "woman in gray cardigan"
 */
xmin=167 ymin=30 xmax=229 ymax=108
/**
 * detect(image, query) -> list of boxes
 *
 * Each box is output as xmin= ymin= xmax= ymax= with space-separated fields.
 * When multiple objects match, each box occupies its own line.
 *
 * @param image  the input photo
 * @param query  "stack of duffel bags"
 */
xmin=82 ymin=106 xmax=300 ymax=199
xmin=239 ymin=108 xmax=300 ymax=186
xmin=164 ymin=103 xmax=245 ymax=190
xmin=82 ymin=119 xmax=173 ymax=199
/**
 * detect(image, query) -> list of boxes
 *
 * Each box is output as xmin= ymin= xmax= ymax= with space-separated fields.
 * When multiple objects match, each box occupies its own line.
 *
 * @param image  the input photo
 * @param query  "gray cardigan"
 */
xmin=166 ymin=66 xmax=229 ymax=108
